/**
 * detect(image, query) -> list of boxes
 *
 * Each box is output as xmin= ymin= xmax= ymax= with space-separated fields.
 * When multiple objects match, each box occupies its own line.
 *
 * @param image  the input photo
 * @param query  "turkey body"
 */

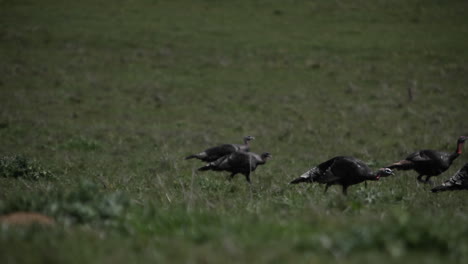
xmin=197 ymin=151 xmax=271 ymax=183
xmin=432 ymin=163 xmax=468 ymax=192
xmin=399 ymin=150 xmax=454 ymax=176
xmin=290 ymin=156 xmax=393 ymax=195
xmin=387 ymin=136 xmax=466 ymax=183
xmin=185 ymin=136 xmax=254 ymax=162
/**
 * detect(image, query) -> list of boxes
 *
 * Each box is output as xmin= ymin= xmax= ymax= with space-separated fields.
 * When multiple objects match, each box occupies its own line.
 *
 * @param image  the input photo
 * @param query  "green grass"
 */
xmin=1 ymin=0 xmax=468 ymax=263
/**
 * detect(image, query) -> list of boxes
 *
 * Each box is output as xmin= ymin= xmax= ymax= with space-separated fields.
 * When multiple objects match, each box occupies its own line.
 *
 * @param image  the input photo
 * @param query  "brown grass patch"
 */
xmin=0 ymin=212 xmax=55 ymax=226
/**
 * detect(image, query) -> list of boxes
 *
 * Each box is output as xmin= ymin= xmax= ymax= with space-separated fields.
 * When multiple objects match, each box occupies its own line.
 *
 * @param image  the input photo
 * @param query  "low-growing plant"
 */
xmin=0 ymin=180 xmax=130 ymax=226
xmin=61 ymin=136 xmax=101 ymax=152
xmin=0 ymin=155 xmax=55 ymax=181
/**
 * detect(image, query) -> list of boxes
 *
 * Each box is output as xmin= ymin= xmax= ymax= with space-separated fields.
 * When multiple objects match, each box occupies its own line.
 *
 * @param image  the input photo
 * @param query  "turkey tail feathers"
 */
xmin=290 ymin=177 xmax=310 ymax=184
xmin=387 ymin=160 xmax=414 ymax=170
xmin=197 ymin=165 xmax=212 ymax=171
xmin=431 ymin=185 xmax=449 ymax=193
xmin=185 ymin=155 xmax=197 ymax=160
xmin=290 ymin=170 xmax=314 ymax=184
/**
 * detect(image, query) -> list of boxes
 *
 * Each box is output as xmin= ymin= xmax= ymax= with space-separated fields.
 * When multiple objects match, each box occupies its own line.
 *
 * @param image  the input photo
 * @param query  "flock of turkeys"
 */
xmin=186 ymin=136 xmax=468 ymax=195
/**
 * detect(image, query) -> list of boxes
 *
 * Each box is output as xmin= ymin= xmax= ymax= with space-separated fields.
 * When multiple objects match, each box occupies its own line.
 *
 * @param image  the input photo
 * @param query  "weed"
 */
xmin=0 ymin=155 xmax=55 ymax=181
xmin=0 ymin=181 xmax=129 ymax=226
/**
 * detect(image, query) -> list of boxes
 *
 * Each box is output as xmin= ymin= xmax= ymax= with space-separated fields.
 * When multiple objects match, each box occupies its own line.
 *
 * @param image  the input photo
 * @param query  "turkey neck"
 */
xmin=456 ymin=141 xmax=465 ymax=155
xmin=449 ymin=141 xmax=465 ymax=161
xmin=365 ymin=171 xmax=380 ymax=181
xmin=255 ymin=155 xmax=269 ymax=165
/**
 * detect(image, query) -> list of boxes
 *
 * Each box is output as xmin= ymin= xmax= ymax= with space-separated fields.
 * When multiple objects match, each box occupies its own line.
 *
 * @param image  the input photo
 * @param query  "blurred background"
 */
xmin=1 ymin=0 xmax=467 ymax=263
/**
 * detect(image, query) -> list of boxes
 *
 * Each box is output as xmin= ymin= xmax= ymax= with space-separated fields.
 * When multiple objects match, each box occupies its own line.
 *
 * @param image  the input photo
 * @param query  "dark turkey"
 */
xmin=432 ymin=163 xmax=468 ymax=193
xmin=290 ymin=156 xmax=394 ymax=195
xmin=386 ymin=136 xmax=467 ymax=183
xmin=197 ymin=151 xmax=271 ymax=183
xmin=185 ymin=136 xmax=255 ymax=162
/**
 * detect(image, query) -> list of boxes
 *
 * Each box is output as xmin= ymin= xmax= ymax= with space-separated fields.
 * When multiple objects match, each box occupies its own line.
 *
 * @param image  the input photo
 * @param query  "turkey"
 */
xmin=185 ymin=136 xmax=255 ymax=162
xmin=197 ymin=151 xmax=271 ymax=184
xmin=386 ymin=136 xmax=467 ymax=183
xmin=289 ymin=156 xmax=394 ymax=195
xmin=431 ymin=163 xmax=468 ymax=193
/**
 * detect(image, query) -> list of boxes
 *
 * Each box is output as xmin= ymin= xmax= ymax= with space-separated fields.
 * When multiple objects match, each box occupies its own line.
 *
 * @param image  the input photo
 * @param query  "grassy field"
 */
xmin=1 ymin=0 xmax=468 ymax=263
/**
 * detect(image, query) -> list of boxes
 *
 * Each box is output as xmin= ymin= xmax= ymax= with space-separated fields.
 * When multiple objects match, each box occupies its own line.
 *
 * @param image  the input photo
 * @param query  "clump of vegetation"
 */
xmin=308 ymin=220 xmax=451 ymax=258
xmin=0 ymin=155 xmax=55 ymax=180
xmin=61 ymin=136 xmax=101 ymax=151
xmin=0 ymin=181 xmax=130 ymax=226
